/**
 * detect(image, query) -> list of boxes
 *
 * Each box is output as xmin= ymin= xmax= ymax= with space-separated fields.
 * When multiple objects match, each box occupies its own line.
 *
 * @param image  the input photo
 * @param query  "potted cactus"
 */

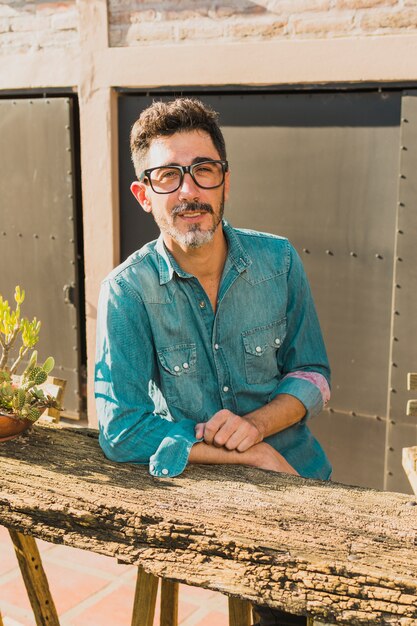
xmin=0 ymin=286 xmax=59 ymax=441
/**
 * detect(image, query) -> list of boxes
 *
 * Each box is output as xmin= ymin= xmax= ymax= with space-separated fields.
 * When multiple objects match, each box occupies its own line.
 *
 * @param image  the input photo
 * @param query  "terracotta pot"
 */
xmin=0 ymin=413 xmax=33 ymax=442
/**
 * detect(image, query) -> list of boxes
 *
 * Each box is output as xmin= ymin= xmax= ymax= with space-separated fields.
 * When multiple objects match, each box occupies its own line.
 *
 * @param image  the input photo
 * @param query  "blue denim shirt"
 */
xmin=95 ymin=221 xmax=332 ymax=480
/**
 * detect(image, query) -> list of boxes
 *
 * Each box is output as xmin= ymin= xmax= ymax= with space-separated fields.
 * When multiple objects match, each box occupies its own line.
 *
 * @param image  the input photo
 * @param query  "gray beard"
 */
xmin=166 ymin=199 xmax=224 ymax=249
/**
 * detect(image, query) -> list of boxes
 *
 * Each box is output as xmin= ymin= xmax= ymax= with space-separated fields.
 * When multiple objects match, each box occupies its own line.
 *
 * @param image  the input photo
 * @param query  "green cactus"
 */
xmin=0 ymin=286 xmax=59 ymax=424
xmin=26 ymin=407 xmax=41 ymax=423
xmin=27 ymin=366 xmax=48 ymax=386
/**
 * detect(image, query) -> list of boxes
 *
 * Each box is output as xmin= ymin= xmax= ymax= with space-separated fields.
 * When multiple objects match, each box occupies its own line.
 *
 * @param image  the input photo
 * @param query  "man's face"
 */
xmin=131 ymin=130 xmax=230 ymax=251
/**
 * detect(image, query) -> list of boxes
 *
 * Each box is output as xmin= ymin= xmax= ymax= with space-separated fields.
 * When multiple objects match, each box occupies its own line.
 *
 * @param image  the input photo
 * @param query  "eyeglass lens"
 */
xmin=149 ymin=161 xmax=224 ymax=193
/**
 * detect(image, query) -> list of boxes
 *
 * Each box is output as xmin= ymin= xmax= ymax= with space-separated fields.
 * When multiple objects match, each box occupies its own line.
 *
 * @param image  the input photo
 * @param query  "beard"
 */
xmin=155 ymin=193 xmax=225 ymax=249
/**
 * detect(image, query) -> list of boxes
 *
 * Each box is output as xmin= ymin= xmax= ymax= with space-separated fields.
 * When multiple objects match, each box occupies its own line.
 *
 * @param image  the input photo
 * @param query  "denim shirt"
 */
xmin=95 ymin=221 xmax=332 ymax=480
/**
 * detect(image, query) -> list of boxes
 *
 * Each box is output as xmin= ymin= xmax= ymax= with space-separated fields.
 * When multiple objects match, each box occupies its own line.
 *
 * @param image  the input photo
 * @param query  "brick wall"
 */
xmin=1 ymin=1 xmax=416 ymax=54
xmin=109 ymin=0 xmax=417 ymax=46
xmin=0 ymin=1 xmax=78 ymax=55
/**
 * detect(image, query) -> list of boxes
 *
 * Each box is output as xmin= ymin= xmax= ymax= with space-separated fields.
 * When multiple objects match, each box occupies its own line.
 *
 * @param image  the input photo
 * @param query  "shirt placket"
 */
xmin=211 ymin=266 xmax=242 ymax=413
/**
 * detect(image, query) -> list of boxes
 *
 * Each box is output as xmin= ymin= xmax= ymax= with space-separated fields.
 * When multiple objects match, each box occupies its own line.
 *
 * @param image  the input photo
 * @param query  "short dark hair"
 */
xmin=130 ymin=98 xmax=227 ymax=178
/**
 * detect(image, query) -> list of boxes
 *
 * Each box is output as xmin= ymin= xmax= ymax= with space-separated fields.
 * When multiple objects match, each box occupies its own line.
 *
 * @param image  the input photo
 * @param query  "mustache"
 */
xmin=172 ymin=201 xmax=213 ymax=216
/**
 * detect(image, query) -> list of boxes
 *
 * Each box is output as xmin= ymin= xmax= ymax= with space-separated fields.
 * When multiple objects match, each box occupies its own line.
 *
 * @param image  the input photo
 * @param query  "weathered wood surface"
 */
xmin=0 ymin=424 xmax=416 ymax=626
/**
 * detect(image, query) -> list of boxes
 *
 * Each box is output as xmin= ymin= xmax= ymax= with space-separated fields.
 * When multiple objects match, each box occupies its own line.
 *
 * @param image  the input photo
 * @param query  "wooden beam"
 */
xmin=1 ymin=424 xmax=416 ymax=626
xmin=131 ymin=566 xmax=159 ymax=626
xmin=228 ymin=597 xmax=252 ymax=626
xmin=160 ymin=579 xmax=179 ymax=626
xmin=8 ymin=530 xmax=60 ymax=626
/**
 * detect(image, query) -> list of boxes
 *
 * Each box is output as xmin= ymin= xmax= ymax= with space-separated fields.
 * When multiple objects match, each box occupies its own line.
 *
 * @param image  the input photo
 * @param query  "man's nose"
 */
xmin=178 ymin=172 xmax=200 ymax=199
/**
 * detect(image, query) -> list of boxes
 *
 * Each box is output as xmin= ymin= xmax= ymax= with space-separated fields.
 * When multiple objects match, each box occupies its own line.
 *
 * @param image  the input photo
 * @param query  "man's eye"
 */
xmin=194 ymin=165 xmax=214 ymax=175
xmin=158 ymin=169 xmax=179 ymax=180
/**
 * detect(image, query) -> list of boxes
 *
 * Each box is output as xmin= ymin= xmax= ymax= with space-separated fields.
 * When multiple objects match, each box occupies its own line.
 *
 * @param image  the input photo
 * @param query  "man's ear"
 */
xmin=130 ymin=181 xmax=152 ymax=213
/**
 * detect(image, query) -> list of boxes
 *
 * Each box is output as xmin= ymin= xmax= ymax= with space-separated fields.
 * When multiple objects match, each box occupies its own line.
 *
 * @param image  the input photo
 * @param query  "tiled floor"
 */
xmin=0 ymin=525 xmax=230 ymax=626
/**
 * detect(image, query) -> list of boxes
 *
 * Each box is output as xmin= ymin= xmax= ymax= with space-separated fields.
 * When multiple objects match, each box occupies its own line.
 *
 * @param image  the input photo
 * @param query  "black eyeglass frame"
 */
xmin=139 ymin=160 xmax=229 ymax=194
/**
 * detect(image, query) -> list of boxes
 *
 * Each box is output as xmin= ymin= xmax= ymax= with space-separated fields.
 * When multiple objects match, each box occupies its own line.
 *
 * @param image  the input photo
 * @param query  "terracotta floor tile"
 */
xmin=0 ymin=609 xmax=35 ymax=626
xmin=46 ymin=544 xmax=134 ymax=576
xmin=70 ymin=583 xmax=135 ymax=626
xmin=0 ymin=540 xmax=18 ymax=575
xmin=2 ymin=617 xmax=30 ymax=626
xmin=192 ymin=610 xmax=229 ymax=626
xmin=46 ymin=561 xmax=111 ymax=613
xmin=0 ymin=561 xmax=109 ymax=615
xmin=179 ymin=584 xmax=218 ymax=600
xmin=34 ymin=538 xmax=59 ymax=553
xmin=0 ymin=526 xmax=9 ymax=540
xmin=0 ymin=573 xmax=33 ymax=612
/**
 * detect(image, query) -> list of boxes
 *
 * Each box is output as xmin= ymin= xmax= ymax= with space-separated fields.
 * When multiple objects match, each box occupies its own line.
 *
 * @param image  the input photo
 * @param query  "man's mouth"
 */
xmin=172 ymin=202 xmax=213 ymax=218
xmin=178 ymin=211 xmax=205 ymax=218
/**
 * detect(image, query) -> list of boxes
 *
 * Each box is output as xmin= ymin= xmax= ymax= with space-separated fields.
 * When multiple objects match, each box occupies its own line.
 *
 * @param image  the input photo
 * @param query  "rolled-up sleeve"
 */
xmin=95 ymin=277 xmax=201 ymax=477
xmin=273 ymin=244 xmax=331 ymax=419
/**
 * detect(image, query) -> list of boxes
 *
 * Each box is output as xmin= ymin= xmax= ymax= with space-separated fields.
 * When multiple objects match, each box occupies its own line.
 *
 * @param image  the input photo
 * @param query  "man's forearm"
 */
xmin=188 ymin=440 xmax=298 ymax=474
xmin=244 ymin=393 xmax=306 ymax=439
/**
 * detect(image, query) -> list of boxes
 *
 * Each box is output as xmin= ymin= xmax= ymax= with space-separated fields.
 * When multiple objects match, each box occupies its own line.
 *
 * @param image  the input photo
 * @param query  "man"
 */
xmin=95 ymin=98 xmax=331 ymax=626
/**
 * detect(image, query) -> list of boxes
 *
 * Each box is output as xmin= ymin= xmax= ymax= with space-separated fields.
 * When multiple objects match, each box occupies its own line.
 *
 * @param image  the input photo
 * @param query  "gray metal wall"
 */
xmin=118 ymin=90 xmax=417 ymax=493
xmin=0 ymin=97 xmax=84 ymax=418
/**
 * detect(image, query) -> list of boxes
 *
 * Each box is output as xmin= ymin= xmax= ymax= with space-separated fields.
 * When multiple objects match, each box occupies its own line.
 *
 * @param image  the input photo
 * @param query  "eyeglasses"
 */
xmin=139 ymin=160 xmax=228 ymax=194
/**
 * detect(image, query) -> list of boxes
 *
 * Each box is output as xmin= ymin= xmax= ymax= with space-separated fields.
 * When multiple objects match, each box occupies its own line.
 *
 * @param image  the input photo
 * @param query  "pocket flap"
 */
xmin=157 ymin=343 xmax=197 ymax=375
xmin=242 ymin=319 xmax=286 ymax=356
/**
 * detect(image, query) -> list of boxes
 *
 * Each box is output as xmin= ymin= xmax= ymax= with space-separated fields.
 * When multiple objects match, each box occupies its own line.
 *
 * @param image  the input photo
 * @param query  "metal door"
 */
xmin=0 ymin=97 xmax=84 ymax=419
xmin=118 ymin=91 xmax=417 ymax=493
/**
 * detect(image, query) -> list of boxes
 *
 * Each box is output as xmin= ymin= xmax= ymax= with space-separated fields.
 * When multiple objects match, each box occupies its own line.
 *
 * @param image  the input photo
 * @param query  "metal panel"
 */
xmin=386 ymin=91 xmax=417 ymax=492
xmin=221 ymin=93 xmax=401 ymax=420
xmin=0 ymin=98 xmax=82 ymax=417
xmin=310 ymin=410 xmax=386 ymax=490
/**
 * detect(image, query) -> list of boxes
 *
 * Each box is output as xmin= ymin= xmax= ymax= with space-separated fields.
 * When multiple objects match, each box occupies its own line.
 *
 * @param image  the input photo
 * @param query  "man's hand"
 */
xmin=195 ymin=409 xmax=263 ymax=452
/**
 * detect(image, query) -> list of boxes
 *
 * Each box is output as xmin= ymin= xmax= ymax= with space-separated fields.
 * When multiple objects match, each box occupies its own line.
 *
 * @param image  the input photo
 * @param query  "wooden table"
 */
xmin=0 ymin=423 xmax=416 ymax=626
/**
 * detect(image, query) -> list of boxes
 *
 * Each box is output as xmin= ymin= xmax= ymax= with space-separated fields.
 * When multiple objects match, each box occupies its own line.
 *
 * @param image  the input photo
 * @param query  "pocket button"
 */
xmin=174 ymin=365 xmax=180 ymax=372
xmin=255 ymin=346 xmax=262 ymax=353
xmin=183 ymin=362 xmax=189 ymax=369
xmin=274 ymin=338 xmax=281 ymax=346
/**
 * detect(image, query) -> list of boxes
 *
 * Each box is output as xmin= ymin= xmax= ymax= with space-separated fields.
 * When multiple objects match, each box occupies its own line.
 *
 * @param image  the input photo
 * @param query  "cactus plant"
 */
xmin=0 ymin=286 xmax=59 ymax=424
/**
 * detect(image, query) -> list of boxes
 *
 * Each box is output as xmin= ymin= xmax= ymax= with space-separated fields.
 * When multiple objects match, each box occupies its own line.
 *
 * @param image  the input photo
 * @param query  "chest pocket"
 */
xmin=242 ymin=318 xmax=286 ymax=385
xmin=156 ymin=343 xmax=202 ymax=414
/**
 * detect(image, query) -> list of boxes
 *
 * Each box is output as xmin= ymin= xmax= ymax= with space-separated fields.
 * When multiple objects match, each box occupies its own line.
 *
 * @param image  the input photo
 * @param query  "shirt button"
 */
xmin=214 ymin=343 xmax=219 ymax=350
xmin=174 ymin=365 xmax=180 ymax=372
xmin=199 ymin=300 xmax=206 ymax=309
xmin=255 ymin=346 xmax=262 ymax=353
xmin=274 ymin=338 xmax=281 ymax=346
xmin=223 ymin=386 xmax=229 ymax=393
xmin=183 ymin=362 xmax=189 ymax=369
xmin=161 ymin=468 xmax=169 ymax=475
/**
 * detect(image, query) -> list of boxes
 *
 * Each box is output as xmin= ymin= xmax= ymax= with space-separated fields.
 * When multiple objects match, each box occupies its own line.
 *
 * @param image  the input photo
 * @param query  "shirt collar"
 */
xmin=155 ymin=219 xmax=252 ymax=286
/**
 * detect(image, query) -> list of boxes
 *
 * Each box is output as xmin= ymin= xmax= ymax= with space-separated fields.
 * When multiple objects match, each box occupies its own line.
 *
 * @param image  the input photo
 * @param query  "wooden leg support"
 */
xmin=160 ymin=579 xmax=179 ymax=626
xmin=228 ymin=596 xmax=252 ymax=626
xmin=132 ymin=568 xmax=252 ymax=626
xmin=8 ymin=530 xmax=60 ymax=626
xmin=131 ymin=565 xmax=159 ymax=626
